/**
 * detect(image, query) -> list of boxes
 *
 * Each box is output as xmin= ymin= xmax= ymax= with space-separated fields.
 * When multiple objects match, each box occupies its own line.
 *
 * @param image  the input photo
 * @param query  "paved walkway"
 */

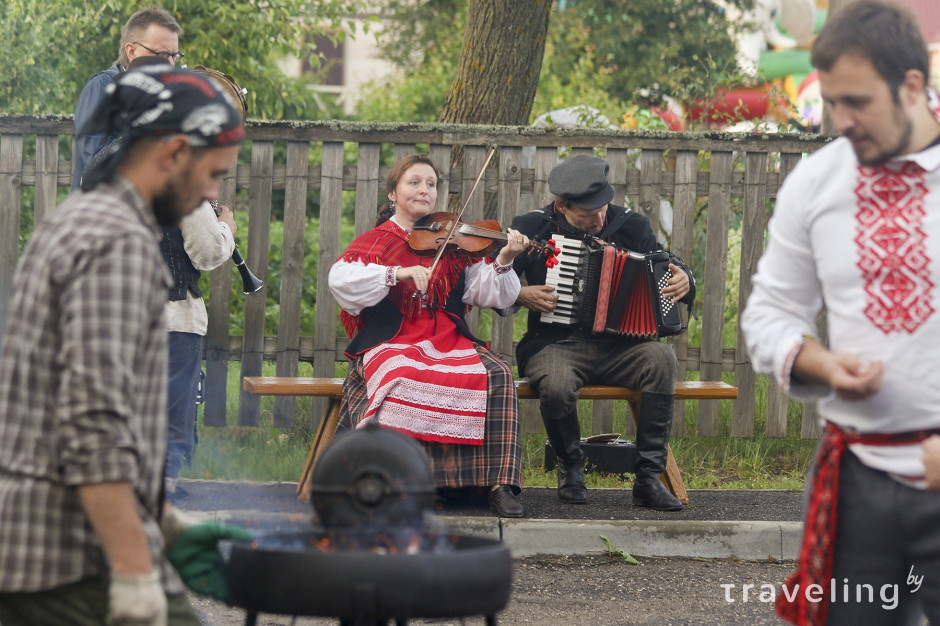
xmin=174 ymin=480 xmax=805 ymax=561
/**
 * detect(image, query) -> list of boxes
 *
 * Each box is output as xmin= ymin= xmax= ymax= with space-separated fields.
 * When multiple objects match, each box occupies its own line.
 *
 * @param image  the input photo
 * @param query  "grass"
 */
xmin=180 ymin=361 xmax=815 ymax=490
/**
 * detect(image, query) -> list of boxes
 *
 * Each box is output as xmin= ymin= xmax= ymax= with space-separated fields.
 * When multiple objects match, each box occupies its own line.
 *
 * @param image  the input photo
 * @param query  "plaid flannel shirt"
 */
xmin=0 ymin=175 xmax=182 ymax=593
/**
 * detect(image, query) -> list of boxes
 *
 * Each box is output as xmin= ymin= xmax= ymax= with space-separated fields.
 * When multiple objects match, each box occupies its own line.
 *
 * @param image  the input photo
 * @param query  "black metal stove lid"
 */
xmin=309 ymin=421 xmax=436 ymax=529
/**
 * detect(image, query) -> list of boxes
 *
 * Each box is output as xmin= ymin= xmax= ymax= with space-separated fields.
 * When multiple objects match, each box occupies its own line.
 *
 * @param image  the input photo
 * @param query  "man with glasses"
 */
xmin=71 ymin=6 xmax=184 ymax=192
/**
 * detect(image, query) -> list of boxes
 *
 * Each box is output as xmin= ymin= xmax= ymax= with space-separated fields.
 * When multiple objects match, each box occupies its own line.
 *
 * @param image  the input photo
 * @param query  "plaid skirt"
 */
xmin=339 ymin=345 xmax=522 ymax=490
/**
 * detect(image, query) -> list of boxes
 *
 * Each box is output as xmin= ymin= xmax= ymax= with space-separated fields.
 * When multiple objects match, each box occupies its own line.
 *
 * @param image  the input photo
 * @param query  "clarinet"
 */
xmin=210 ymin=201 xmax=264 ymax=295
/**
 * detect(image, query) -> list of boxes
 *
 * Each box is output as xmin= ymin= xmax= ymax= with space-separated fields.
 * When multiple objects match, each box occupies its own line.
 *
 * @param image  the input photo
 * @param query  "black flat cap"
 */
xmin=548 ymin=155 xmax=614 ymax=211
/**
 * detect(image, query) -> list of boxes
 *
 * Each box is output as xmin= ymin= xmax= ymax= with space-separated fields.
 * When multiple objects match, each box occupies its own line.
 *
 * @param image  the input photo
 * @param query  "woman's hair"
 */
xmin=375 ymin=154 xmax=440 ymax=227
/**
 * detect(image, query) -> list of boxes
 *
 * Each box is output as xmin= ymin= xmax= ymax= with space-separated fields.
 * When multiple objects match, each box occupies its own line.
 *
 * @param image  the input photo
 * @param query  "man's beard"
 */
xmin=851 ymin=105 xmax=913 ymax=166
xmin=152 ymin=178 xmax=190 ymax=229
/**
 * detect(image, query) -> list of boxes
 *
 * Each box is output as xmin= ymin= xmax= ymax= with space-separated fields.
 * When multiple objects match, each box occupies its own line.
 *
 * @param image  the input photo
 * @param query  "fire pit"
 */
xmin=227 ymin=421 xmax=513 ymax=625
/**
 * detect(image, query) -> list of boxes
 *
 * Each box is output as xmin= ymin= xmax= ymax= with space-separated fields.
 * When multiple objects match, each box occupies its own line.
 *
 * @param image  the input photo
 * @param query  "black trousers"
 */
xmin=825 ymin=451 xmax=940 ymax=625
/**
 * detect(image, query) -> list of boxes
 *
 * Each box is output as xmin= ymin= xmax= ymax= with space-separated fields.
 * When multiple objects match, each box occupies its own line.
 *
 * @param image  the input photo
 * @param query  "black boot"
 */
xmin=544 ymin=409 xmax=587 ymax=504
xmin=632 ymin=391 xmax=683 ymax=511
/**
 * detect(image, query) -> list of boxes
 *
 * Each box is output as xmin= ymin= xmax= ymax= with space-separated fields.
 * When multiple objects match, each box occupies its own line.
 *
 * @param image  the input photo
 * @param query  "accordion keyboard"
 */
xmin=541 ymin=234 xmax=588 ymax=325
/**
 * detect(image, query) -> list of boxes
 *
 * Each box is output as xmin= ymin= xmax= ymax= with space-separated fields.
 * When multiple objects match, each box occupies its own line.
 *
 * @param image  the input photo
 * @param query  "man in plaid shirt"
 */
xmin=0 ymin=67 xmax=247 ymax=626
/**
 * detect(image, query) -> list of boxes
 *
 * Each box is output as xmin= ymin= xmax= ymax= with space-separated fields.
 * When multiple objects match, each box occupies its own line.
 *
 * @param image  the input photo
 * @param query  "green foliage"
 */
xmin=350 ymin=1 xmax=465 ymax=122
xmin=352 ymin=0 xmax=756 ymax=128
xmin=351 ymin=48 xmax=460 ymax=123
xmin=530 ymin=9 xmax=628 ymax=126
xmin=0 ymin=0 xmax=366 ymax=118
xmin=558 ymin=0 xmax=750 ymax=106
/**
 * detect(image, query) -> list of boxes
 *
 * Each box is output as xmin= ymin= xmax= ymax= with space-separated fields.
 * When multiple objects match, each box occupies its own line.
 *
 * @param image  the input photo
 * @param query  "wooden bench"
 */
xmin=242 ymin=377 xmax=738 ymax=505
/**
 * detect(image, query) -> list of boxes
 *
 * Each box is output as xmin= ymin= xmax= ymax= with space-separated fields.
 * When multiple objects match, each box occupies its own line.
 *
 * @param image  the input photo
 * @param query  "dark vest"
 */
xmin=160 ymin=227 xmax=202 ymax=302
xmin=344 ymin=269 xmax=485 ymax=358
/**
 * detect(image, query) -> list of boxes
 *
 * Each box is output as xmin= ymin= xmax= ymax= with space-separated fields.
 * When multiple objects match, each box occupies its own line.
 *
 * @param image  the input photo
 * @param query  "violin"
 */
xmin=410 ymin=212 xmax=558 ymax=262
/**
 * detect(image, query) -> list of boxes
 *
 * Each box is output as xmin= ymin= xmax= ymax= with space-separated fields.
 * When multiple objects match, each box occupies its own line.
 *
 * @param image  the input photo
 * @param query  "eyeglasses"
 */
xmin=133 ymin=42 xmax=184 ymax=63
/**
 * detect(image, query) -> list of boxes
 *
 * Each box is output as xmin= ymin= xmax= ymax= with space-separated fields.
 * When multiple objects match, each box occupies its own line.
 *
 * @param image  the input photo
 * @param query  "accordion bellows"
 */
xmin=542 ymin=234 xmax=684 ymax=339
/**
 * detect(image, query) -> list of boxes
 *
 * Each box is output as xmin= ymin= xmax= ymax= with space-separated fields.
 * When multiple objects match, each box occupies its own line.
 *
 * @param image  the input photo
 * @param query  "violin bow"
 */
xmin=421 ymin=143 xmax=499 ymax=290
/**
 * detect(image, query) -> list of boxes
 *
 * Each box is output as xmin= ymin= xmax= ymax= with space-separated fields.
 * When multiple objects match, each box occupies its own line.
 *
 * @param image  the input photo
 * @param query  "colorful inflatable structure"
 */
xmin=683 ymin=0 xmax=827 ymax=131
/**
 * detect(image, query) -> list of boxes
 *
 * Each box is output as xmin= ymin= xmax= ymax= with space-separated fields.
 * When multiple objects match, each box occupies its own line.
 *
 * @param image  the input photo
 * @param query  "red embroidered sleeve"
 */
xmin=385 ymin=266 xmax=399 ymax=286
xmin=492 ymin=260 xmax=513 ymax=275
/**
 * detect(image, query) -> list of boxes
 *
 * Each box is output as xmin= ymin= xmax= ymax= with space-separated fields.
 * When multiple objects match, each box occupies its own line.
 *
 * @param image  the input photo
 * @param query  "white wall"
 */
xmin=277 ymin=18 xmax=401 ymax=115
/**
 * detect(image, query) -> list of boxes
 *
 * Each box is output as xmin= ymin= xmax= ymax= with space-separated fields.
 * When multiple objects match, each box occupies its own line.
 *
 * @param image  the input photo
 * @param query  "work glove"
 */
xmin=161 ymin=506 xmax=253 ymax=604
xmin=108 ymin=570 xmax=167 ymax=626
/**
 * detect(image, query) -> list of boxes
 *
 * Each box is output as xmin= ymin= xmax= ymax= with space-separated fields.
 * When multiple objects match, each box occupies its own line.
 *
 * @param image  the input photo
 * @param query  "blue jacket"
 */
xmin=71 ymin=63 xmax=122 ymax=191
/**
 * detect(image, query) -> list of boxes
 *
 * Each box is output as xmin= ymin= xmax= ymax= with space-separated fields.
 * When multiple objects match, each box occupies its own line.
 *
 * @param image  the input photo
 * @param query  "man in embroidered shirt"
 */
xmin=742 ymin=1 xmax=940 ymax=624
xmin=0 ymin=67 xmax=245 ymax=626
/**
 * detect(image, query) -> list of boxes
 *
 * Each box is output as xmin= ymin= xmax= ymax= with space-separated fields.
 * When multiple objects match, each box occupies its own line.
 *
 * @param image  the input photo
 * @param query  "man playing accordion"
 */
xmin=509 ymin=155 xmax=694 ymax=512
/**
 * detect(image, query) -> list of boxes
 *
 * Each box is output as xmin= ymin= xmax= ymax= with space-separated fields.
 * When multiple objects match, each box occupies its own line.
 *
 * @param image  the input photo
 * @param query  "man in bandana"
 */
xmin=0 ymin=67 xmax=248 ymax=626
xmin=742 ymin=1 xmax=940 ymax=624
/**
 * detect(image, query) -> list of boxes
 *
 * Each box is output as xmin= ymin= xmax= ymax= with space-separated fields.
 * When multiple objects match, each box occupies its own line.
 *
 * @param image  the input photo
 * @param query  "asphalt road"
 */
xmin=188 ymin=554 xmax=793 ymax=625
xmin=175 ymin=480 xmax=804 ymax=523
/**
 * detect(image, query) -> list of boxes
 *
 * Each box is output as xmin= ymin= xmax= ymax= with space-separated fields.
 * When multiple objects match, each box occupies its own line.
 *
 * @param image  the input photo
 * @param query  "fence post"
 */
xmin=670 ymin=150 xmax=699 ymax=437
xmin=273 ymin=141 xmax=310 ymax=428
xmin=355 ymin=143 xmax=381 ymax=238
xmin=238 ymin=141 xmax=274 ymax=426
xmin=765 ymin=152 xmax=806 ymax=438
xmin=493 ymin=146 xmax=522 ymax=366
xmin=429 ymin=144 xmax=452 ymax=211
xmin=698 ymin=151 xmax=733 ymax=436
xmin=34 ymin=135 xmax=59 ymax=225
xmin=732 ymin=152 xmax=769 ymax=438
xmin=0 ymin=134 xmax=23 ymax=341
xmin=462 ymin=145 xmax=487 ymax=335
xmin=533 ymin=147 xmax=557 ymax=207
xmin=204 ymin=162 xmax=237 ymax=426
xmin=311 ymin=142 xmax=344 ymax=428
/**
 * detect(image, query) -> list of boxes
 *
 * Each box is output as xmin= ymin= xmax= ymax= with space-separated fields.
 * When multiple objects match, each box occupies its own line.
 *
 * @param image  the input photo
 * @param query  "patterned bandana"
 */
xmin=78 ymin=66 xmax=244 ymax=191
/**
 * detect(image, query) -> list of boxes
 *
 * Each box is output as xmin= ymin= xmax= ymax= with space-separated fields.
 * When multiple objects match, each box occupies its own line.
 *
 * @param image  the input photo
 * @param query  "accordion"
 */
xmin=541 ymin=234 xmax=685 ymax=339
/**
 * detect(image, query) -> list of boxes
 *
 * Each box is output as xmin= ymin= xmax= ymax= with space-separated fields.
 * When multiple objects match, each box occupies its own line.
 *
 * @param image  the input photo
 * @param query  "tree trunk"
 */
xmin=438 ymin=0 xmax=553 ymax=125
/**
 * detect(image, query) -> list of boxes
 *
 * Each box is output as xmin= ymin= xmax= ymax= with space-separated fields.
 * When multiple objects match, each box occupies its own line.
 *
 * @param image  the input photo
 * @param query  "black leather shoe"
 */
xmin=557 ymin=460 xmax=587 ymax=504
xmin=488 ymin=485 xmax=524 ymax=518
xmin=632 ymin=475 xmax=683 ymax=511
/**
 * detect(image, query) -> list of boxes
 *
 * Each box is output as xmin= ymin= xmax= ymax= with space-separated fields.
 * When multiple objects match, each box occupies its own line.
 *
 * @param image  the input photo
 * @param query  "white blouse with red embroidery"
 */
xmin=742 ymin=136 xmax=940 ymax=484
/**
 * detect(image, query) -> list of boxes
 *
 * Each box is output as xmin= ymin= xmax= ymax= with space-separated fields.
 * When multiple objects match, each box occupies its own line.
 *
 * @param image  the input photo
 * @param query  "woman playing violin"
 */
xmin=328 ymin=154 xmax=530 ymax=517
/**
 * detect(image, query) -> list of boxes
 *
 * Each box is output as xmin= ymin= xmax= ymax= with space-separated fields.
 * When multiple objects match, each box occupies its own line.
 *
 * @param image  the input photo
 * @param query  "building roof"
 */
xmin=894 ymin=0 xmax=940 ymax=44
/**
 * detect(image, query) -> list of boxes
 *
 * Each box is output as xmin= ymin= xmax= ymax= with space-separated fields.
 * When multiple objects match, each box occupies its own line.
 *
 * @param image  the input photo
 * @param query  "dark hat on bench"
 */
xmin=548 ymin=155 xmax=614 ymax=211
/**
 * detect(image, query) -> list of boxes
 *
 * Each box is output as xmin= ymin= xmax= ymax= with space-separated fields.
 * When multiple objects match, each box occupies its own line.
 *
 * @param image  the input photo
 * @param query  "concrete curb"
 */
xmin=195 ymin=509 xmax=802 ymax=561
xmin=500 ymin=519 xmax=803 ymax=561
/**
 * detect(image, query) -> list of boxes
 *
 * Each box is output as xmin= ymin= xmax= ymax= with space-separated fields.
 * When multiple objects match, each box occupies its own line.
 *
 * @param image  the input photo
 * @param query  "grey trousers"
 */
xmin=824 ymin=451 xmax=940 ymax=625
xmin=523 ymin=337 xmax=677 ymax=423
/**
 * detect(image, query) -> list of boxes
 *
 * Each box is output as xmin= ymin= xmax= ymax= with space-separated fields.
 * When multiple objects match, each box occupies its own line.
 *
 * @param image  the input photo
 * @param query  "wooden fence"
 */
xmin=0 ymin=116 xmax=831 ymax=439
